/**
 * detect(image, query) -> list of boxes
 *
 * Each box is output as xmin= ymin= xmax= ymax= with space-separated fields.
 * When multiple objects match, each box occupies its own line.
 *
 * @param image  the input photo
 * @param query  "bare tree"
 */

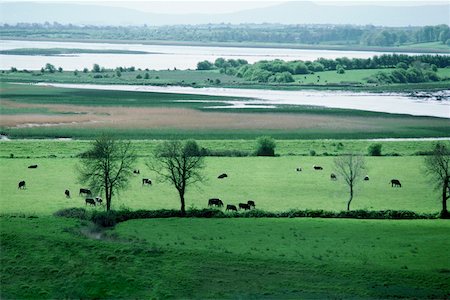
xmin=334 ymin=153 xmax=366 ymax=211
xmin=424 ymin=143 xmax=450 ymax=218
xmin=78 ymin=134 xmax=136 ymax=211
xmin=148 ymin=140 xmax=205 ymax=215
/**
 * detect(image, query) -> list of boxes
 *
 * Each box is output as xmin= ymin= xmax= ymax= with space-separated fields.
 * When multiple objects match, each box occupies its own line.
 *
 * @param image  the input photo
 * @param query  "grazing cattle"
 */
xmin=390 ymin=179 xmax=402 ymax=187
xmin=85 ymin=198 xmax=96 ymax=206
xmin=217 ymin=173 xmax=228 ymax=179
xmin=226 ymin=204 xmax=237 ymax=211
xmin=296 ymin=168 xmax=302 ymax=172
xmin=330 ymin=173 xmax=337 ymax=180
xmin=18 ymin=180 xmax=26 ymax=189
xmin=208 ymin=198 xmax=224 ymax=207
xmin=364 ymin=175 xmax=370 ymax=181
xmin=239 ymin=203 xmax=251 ymax=210
xmin=65 ymin=189 xmax=70 ymax=198
xmin=313 ymin=165 xmax=323 ymax=170
xmin=95 ymin=197 xmax=103 ymax=205
xmin=142 ymin=178 xmax=152 ymax=185
xmin=247 ymin=200 xmax=256 ymax=208
xmin=133 ymin=169 xmax=140 ymax=175
xmin=79 ymin=188 xmax=92 ymax=196
xmin=28 ymin=165 xmax=38 ymax=169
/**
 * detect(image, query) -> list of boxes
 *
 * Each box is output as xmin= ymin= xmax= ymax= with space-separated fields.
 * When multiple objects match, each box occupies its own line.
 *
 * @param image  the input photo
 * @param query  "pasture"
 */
xmin=0 ymin=155 xmax=444 ymax=215
xmin=1 ymin=216 xmax=449 ymax=298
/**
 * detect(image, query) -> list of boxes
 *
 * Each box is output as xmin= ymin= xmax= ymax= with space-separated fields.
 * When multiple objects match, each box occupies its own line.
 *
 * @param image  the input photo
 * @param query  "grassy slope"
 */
xmin=0 ymin=155 xmax=445 ymax=215
xmin=1 ymin=216 xmax=449 ymax=298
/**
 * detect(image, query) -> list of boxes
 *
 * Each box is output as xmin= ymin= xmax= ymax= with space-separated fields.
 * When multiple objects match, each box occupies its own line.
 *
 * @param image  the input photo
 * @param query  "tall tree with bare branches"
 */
xmin=148 ymin=140 xmax=205 ymax=215
xmin=78 ymin=134 xmax=136 ymax=211
xmin=424 ymin=143 xmax=450 ymax=218
xmin=334 ymin=153 xmax=366 ymax=211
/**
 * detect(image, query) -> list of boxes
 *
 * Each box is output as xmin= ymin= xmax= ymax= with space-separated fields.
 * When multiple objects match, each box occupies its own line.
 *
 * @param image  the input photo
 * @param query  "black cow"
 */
xmin=296 ymin=168 xmax=302 ymax=172
xmin=142 ymin=178 xmax=152 ymax=186
xmin=391 ymin=179 xmax=402 ymax=187
xmin=208 ymin=198 xmax=224 ymax=207
xmin=95 ymin=197 xmax=103 ymax=205
xmin=79 ymin=188 xmax=92 ymax=196
xmin=65 ymin=189 xmax=70 ymax=198
xmin=330 ymin=173 xmax=337 ymax=180
xmin=28 ymin=165 xmax=38 ymax=169
xmin=226 ymin=204 xmax=237 ymax=211
xmin=18 ymin=180 xmax=26 ymax=189
xmin=313 ymin=165 xmax=323 ymax=170
xmin=239 ymin=203 xmax=251 ymax=210
xmin=247 ymin=200 xmax=256 ymax=208
xmin=85 ymin=198 xmax=96 ymax=206
xmin=364 ymin=175 xmax=370 ymax=181
xmin=217 ymin=173 xmax=228 ymax=179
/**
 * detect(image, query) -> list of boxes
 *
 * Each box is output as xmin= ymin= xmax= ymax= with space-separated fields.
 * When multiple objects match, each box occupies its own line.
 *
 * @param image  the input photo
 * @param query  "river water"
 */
xmin=0 ymin=40 xmax=442 ymax=71
xmin=34 ymin=83 xmax=450 ymax=118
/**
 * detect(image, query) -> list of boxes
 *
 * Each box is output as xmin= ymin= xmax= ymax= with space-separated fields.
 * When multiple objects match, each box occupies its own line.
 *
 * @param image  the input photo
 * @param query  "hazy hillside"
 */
xmin=0 ymin=1 xmax=449 ymax=26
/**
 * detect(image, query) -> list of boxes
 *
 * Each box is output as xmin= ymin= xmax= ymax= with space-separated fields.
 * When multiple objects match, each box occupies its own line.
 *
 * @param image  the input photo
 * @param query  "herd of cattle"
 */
xmin=17 ymin=164 xmax=403 ymax=209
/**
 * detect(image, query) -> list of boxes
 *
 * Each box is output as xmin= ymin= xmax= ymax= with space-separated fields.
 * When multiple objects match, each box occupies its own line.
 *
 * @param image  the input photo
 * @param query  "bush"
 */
xmin=368 ymin=143 xmax=383 ymax=156
xmin=309 ymin=150 xmax=316 ymax=156
xmin=255 ymin=136 xmax=276 ymax=156
xmin=54 ymin=208 xmax=90 ymax=220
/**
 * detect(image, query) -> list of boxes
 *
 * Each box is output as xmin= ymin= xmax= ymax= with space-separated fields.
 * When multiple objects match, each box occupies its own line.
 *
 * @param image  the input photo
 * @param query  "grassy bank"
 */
xmin=1 ymin=216 xmax=449 ymax=298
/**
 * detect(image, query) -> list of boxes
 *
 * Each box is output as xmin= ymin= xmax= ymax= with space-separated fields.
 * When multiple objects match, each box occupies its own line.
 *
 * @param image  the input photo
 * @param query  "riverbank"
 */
xmin=1 ymin=36 xmax=449 ymax=54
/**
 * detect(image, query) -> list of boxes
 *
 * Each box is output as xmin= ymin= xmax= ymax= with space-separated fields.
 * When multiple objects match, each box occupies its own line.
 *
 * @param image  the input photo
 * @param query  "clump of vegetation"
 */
xmin=368 ymin=143 xmax=383 ymax=156
xmin=255 ymin=136 xmax=276 ymax=156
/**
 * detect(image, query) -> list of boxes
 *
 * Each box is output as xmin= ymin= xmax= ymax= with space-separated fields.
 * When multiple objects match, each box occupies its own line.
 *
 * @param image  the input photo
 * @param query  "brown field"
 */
xmin=0 ymin=100 xmax=378 ymax=130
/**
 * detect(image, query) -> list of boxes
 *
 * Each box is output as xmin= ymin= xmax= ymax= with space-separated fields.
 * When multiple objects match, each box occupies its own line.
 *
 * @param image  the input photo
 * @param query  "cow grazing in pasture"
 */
xmin=239 ymin=203 xmax=251 ymax=210
xmin=28 ymin=165 xmax=38 ymax=169
xmin=364 ymin=175 xmax=370 ymax=181
xmin=142 ymin=178 xmax=152 ymax=186
xmin=247 ymin=200 xmax=256 ymax=208
xmin=226 ymin=204 xmax=237 ymax=211
xmin=95 ymin=197 xmax=103 ymax=205
xmin=330 ymin=173 xmax=337 ymax=180
xmin=208 ymin=198 xmax=224 ymax=207
xmin=79 ymin=188 xmax=92 ymax=196
xmin=133 ymin=169 xmax=140 ymax=175
xmin=296 ymin=168 xmax=302 ymax=172
xmin=65 ymin=189 xmax=70 ymax=198
xmin=85 ymin=198 xmax=96 ymax=206
xmin=217 ymin=173 xmax=228 ymax=179
xmin=390 ymin=179 xmax=402 ymax=187
xmin=313 ymin=165 xmax=323 ymax=170
xmin=18 ymin=181 xmax=26 ymax=189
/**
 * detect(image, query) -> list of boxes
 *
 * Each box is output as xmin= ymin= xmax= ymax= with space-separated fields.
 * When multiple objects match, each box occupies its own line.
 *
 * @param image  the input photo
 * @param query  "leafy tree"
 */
xmin=148 ymin=140 xmax=205 ymax=215
xmin=44 ymin=63 xmax=56 ymax=73
xmin=334 ymin=154 xmax=366 ymax=211
xmin=144 ymin=72 xmax=150 ymax=79
xmin=78 ymin=134 xmax=136 ymax=211
xmin=396 ymin=62 xmax=408 ymax=70
xmin=58 ymin=67 xmax=63 ymax=72
xmin=92 ymin=63 xmax=101 ymax=73
xmin=116 ymin=70 xmax=121 ymax=77
xmin=336 ymin=64 xmax=345 ymax=74
xmin=255 ymin=136 xmax=276 ymax=156
xmin=368 ymin=143 xmax=382 ymax=156
xmin=83 ymin=68 xmax=88 ymax=73
xmin=424 ymin=143 xmax=450 ymax=218
xmin=197 ymin=60 xmax=214 ymax=70
xmin=136 ymin=74 xmax=142 ymax=79
xmin=73 ymin=70 xmax=78 ymax=76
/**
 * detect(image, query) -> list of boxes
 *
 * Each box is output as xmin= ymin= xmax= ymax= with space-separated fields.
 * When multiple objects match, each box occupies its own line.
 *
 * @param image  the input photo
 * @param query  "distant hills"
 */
xmin=0 ymin=1 xmax=449 ymax=26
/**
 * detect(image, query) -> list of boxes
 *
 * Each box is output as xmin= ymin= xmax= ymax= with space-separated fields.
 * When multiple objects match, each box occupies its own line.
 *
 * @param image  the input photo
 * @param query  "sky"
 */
xmin=3 ymin=0 xmax=448 ymax=15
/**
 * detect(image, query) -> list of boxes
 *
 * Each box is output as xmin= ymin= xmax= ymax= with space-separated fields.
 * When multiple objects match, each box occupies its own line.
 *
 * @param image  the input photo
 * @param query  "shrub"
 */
xmin=54 ymin=208 xmax=90 ymax=220
xmin=255 ymin=136 xmax=276 ymax=156
xmin=368 ymin=143 xmax=382 ymax=156
xmin=309 ymin=150 xmax=316 ymax=156
xmin=91 ymin=211 xmax=118 ymax=227
xmin=136 ymin=74 xmax=142 ymax=79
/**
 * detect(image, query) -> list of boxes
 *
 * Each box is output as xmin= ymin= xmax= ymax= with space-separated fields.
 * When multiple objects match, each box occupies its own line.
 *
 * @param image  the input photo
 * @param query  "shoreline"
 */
xmin=1 ymin=37 xmax=449 ymax=54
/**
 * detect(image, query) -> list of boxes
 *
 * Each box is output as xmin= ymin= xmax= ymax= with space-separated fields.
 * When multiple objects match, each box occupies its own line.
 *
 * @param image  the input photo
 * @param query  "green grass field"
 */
xmin=1 ymin=216 xmax=449 ymax=298
xmin=0 ymin=155 xmax=445 ymax=215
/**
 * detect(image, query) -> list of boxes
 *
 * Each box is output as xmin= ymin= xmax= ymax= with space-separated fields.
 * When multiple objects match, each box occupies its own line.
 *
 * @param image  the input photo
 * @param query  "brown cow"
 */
xmin=330 ymin=173 xmax=337 ymax=180
xmin=18 ymin=181 xmax=26 ymax=189
xmin=226 ymin=204 xmax=237 ymax=211
xmin=85 ymin=198 xmax=96 ymax=206
xmin=247 ymin=200 xmax=256 ymax=208
xmin=65 ymin=189 xmax=70 ymax=198
xmin=208 ymin=198 xmax=224 ymax=207
xmin=217 ymin=173 xmax=228 ymax=179
xmin=390 ymin=179 xmax=402 ymax=187
xmin=239 ymin=203 xmax=251 ymax=210
xmin=313 ymin=165 xmax=323 ymax=170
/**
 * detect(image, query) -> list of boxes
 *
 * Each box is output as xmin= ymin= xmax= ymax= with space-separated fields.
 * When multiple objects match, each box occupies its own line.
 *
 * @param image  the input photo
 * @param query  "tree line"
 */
xmin=197 ymin=54 xmax=450 ymax=83
xmin=2 ymin=23 xmax=449 ymax=47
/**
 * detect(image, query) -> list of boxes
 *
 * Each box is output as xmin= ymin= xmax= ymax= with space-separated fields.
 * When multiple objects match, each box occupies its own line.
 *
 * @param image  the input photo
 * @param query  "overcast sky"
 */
xmin=5 ymin=1 xmax=448 ymax=14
